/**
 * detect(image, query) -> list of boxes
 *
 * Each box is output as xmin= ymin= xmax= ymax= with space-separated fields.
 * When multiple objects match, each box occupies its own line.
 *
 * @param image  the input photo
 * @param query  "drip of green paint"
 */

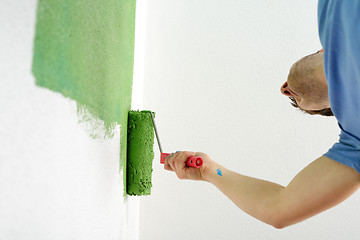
xmin=127 ymin=110 xmax=155 ymax=196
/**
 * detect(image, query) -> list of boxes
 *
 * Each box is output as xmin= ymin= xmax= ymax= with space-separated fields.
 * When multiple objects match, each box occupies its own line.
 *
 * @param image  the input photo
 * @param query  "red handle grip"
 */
xmin=160 ymin=153 xmax=203 ymax=168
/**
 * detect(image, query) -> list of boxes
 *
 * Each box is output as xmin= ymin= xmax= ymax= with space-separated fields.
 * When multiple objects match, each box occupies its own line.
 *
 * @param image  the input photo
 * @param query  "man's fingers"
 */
xmin=164 ymin=162 xmax=173 ymax=171
xmin=173 ymin=152 xmax=185 ymax=179
xmin=164 ymin=151 xmax=197 ymax=177
xmin=165 ymin=152 xmax=176 ymax=171
xmin=174 ymin=151 xmax=196 ymax=179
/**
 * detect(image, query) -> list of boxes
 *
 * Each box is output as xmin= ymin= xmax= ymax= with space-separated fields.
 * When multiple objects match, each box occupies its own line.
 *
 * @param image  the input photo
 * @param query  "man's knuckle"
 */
xmin=185 ymin=151 xmax=195 ymax=155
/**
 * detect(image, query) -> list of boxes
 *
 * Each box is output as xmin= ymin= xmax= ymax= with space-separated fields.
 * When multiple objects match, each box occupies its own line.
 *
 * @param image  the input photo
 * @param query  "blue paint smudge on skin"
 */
xmin=216 ymin=168 xmax=222 ymax=176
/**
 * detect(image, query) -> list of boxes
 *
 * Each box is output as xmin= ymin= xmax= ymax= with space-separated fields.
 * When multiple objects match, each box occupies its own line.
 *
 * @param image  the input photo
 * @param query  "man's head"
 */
xmin=280 ymin=50 xmax=334 ymax=116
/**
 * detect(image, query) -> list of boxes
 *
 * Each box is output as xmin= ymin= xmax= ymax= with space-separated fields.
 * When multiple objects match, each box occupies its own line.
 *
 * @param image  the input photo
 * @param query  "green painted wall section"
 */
xmin=32 ymin=0 xmax=136 ymax=190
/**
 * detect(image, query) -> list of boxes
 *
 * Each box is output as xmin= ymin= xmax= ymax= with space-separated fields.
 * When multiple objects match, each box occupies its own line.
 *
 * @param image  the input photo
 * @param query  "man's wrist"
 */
xmin=202 ymin=163 xmax=223 ymax=183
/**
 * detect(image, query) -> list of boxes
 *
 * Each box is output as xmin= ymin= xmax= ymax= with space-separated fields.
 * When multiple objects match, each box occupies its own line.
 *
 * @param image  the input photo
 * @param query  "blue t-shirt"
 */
xmin=318 ymin=1 xmax=360 ymax=172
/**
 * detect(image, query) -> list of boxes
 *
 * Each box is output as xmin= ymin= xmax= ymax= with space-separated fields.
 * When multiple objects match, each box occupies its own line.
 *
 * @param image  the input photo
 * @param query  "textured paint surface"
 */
xmin=127 ymin=110 xmax=155 ymax=196
xmin=32 ymin=0 xmax=136 ymax=183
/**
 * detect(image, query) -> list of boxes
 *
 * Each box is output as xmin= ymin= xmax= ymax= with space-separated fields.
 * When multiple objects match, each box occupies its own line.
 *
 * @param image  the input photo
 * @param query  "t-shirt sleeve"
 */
xmin=318 ymin=1 xmax=360 ymax=173
xmin=324 ymin=126 xmax=360 ymax=172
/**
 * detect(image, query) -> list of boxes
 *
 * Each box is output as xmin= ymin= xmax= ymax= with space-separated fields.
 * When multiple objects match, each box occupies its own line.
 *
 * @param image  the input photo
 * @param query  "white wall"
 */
xmin=0 ymin=1 xmax=144 ymax=239
xmin=140 ymin=0 xmax=360 ymax=239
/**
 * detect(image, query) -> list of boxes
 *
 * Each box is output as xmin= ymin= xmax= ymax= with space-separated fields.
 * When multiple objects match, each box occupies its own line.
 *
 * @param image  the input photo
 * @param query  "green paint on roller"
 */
xmin=31 ymin=0 xmax=137 ymax=193
xmin=127 ymin=110 xmax=155 ymax=196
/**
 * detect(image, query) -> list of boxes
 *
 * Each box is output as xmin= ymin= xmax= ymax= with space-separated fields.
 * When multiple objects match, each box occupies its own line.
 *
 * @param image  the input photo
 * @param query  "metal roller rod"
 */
xmin=149 ymin=112 xmax=163 ymax=154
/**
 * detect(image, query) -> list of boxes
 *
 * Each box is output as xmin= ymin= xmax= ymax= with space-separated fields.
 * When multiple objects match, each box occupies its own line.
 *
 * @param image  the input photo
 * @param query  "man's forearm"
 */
xmin=203 ymin=164 xmax=285 ymax=228
xmin=202 ymin=156 xmax=360 ymax=229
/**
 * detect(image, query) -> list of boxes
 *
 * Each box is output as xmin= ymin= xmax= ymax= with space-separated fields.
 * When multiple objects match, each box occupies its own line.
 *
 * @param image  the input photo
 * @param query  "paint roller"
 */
xmin=126 ymin=110 xmax=154 ymax=196
xmin=126 ymin=110 xmax=203 ymax=196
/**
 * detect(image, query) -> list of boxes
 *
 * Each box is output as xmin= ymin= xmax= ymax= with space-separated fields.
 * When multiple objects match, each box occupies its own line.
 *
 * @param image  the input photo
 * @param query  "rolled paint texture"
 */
xmin=127 ymin=110 xmax=155 ymax=196
xmin=32 ymin=0 xmax=137 ymax=195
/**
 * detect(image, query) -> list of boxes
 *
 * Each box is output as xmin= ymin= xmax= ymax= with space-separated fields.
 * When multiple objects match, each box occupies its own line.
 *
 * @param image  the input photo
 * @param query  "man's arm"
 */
xmin=166 ymin=152 xmax=360 ymax=228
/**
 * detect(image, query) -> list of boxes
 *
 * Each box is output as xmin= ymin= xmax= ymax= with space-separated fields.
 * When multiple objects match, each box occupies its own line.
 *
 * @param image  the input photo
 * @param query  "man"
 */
xmin=164 ymin=1 xmax=360 ymax=229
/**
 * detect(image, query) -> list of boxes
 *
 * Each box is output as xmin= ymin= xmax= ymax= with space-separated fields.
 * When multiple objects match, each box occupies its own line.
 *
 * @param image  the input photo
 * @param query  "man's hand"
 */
xmin=164 ymin=151 xmax=219 ymax=181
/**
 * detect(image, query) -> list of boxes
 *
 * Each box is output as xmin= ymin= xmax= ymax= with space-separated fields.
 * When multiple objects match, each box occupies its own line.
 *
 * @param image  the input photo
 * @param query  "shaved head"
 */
xmin=287 ymin=51 xmax=329 ymax=111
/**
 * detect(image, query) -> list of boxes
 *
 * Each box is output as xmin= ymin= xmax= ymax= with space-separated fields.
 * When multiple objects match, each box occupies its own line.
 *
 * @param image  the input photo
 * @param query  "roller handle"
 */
xmin=160 ymin=153 xmax=203 ymax=168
